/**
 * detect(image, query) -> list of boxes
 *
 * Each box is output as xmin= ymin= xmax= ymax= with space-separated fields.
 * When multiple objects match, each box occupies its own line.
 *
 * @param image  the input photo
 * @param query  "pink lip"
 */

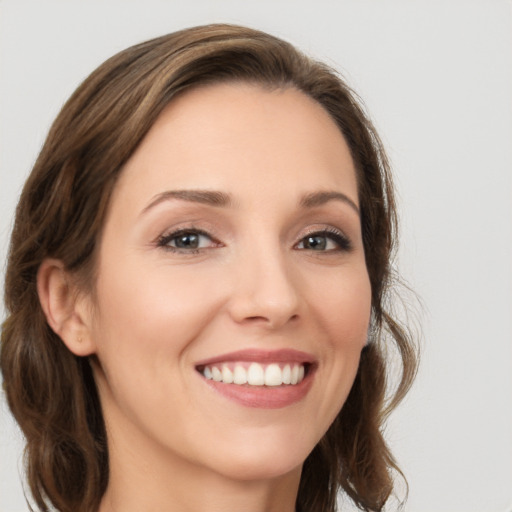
xmin=194 ymin=348 xmax=316 ymax=367
xmin=195 ymin=349 xmax=317 ymax=409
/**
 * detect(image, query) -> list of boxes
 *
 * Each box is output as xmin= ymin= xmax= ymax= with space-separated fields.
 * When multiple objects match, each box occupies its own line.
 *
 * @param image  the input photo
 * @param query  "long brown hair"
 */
xmin=1 ymin=24 xmax=418 ymax=512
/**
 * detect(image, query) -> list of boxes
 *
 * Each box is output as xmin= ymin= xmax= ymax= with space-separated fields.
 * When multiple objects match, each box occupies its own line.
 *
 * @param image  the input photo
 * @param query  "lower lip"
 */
xmin=200 ymin=372 xmax=314 ymax=409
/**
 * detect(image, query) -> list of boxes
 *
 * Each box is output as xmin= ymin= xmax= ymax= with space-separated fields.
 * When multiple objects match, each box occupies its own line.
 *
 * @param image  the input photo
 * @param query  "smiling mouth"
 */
xmin=194 ymin=349 xmax=317 ymax=408
xmin=196 ymin=362 xmax=312 ymax=387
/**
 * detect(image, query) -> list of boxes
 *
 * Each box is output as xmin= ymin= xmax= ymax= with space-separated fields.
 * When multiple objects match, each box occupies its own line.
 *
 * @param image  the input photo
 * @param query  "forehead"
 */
xmin=112 ymin=82 xmax=358 ymax=210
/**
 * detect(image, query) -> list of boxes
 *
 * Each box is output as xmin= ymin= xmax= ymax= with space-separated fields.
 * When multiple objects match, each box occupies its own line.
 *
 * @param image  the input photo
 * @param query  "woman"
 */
xmin=0 ymin=24 xmax=417 ymax=512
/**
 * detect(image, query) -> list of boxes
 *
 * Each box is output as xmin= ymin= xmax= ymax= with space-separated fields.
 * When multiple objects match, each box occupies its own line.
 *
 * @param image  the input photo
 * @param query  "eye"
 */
xmin=296 ymin=229 xmax=351 ymax=252
xmin=157 ymin=229 xmax=218 ymax=252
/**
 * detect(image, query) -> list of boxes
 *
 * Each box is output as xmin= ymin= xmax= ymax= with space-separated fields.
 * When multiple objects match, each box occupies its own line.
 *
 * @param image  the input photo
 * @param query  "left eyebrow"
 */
xmin=299 ymin=191 xmax=360 ymax=216
xmin=140 ymin=189 xmax=233 ymax=216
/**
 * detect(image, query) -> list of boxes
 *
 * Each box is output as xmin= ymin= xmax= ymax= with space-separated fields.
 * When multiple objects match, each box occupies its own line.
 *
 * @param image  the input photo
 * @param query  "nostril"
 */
xmin=243 ymin=313 xmax=299 ymax=329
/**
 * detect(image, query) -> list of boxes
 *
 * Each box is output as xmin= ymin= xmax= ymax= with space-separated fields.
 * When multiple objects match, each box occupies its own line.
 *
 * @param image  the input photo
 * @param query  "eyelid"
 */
xmin=156 ymin=227 xmax=221 ymax=252
xmin=295 ymin=226 xmax=352 ymax=252
xmin=154 ymin=223 xmax=352 ymax=254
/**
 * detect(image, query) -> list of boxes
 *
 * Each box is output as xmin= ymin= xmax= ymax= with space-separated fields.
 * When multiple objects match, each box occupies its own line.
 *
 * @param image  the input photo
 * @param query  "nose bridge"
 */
xmin=228 ymin=235 xmax=300 ymax=327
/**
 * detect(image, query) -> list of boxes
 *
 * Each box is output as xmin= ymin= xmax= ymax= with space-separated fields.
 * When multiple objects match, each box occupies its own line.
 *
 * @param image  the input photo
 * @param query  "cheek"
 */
xmin=88 ymin=258 xmax=228 ymax=399
xmin=94 ymin=258 xmax=220 ymax=340
xmin=88 ymin=260 xmax=226 ymax=433
xmin=305 ymin=265 xmax=371 ymax=421
xmin=308 ymin=264 xmax=372 ymax=347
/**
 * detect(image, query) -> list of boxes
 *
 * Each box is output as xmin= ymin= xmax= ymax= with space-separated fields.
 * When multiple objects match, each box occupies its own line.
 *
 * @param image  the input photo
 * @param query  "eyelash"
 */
xmin=157 ymin=227 xmax=218 ymax=254
xmin=297 ymin=228 xmax=352 ymax=253
xmin=156 ymin=227 xmax=352 ymax=254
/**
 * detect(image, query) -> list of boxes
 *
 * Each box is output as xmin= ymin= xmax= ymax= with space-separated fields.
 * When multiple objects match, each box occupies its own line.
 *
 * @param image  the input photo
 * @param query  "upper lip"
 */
xmin=194 ymin=348 xmax=316 ymax=368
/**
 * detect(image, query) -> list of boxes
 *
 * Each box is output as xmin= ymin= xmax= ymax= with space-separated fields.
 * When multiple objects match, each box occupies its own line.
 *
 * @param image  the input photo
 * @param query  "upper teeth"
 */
xmin=202 ymin=363 xmax=305 ymax=386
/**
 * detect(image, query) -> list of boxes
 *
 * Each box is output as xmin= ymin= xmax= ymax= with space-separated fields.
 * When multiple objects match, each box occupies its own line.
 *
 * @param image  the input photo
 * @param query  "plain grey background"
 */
xmin=1 ymin=1 xmax=511 ymax=511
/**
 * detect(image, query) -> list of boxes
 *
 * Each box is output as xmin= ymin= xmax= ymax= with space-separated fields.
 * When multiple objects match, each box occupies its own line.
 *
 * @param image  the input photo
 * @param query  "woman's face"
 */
xmin=84 ymin=83 xmax=371 ymax=481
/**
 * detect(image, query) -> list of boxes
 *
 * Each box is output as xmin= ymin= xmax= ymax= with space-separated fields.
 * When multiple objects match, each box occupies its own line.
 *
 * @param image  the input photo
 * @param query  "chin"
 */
xmin=199 ymin=431 xmax=314 ymax=482
xmin=214 ymin=454 xmax=304 ymax=483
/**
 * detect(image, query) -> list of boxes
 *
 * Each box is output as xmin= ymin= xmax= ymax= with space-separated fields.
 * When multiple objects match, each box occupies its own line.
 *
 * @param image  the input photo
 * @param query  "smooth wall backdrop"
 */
xmin=1 ymin=1 xmax=511 ymax=511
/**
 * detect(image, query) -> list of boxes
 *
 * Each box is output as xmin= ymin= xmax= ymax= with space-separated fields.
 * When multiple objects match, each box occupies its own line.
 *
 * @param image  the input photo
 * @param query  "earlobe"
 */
xmin=37 ymin=259 xmax=96 ymax=357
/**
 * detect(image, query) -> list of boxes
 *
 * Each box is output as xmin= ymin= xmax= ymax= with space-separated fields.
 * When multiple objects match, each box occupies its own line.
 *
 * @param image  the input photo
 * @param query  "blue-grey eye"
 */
xmin=302 ymin=235 xmax=328 ymax=250
xmin=173 ymin=232 xmax=201 ymax=249
xmin=158 ymin=229 xmax=215 ymax=251
xmin=297 ymin=231 xmax=351 ymax=251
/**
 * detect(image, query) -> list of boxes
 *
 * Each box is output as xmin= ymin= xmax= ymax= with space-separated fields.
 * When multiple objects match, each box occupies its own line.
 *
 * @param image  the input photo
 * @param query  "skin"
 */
xmin=39 ymin=83 xmax=372 ymax=512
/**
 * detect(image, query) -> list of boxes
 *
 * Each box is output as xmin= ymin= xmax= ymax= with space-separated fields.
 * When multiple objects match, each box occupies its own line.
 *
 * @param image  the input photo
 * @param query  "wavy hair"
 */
xmin=1 ymin=24 xmax=418 ymax=512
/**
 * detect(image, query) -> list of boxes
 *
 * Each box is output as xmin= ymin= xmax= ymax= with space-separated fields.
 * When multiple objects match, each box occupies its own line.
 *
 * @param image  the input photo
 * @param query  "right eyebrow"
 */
xmin=140 ymin=189 xmax=233 ymax=216
xmin=299 ymin=190 xmax=360 ymax=216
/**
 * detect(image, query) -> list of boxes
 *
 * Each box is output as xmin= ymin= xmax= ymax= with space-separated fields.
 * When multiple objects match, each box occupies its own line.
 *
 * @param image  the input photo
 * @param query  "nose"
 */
xmin=227 ymin=247 xmax=301 ymax=329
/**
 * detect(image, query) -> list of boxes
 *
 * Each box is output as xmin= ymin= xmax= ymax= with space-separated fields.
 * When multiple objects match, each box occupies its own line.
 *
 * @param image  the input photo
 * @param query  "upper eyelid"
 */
xmin=297 ymin=225 xmax=350 ymax=241
xmin=154 ymin=222 xmax=353 ymax=248
xmin=158 ymin=228 xmax=218 ymax=244
xmin=156 ymin=231 xmax=351 ymax=257
xmin=300 ymin=226 xmax=344 ymax=236
xmin=155 ymin=224 xmax=218 ymax=242
xmin=162 ymin=227 xmax=213 ymax=237
xmin=157 ymin=225 xmax=347 ymax=239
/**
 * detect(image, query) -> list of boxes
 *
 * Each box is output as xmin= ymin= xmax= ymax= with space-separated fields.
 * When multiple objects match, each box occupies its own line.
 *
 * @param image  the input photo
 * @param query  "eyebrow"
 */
xmin=141 ymin=189 xmax=233 ymax=215
xmin=299 ymin=191 xmax=360 ymax=215
xmin=140 ymin=188 xmax=359 ymax=216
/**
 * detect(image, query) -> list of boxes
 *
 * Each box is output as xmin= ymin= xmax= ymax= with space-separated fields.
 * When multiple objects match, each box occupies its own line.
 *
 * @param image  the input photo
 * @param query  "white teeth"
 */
xmin=212 ymin=366 xmax=222 ymax=382
xmin=282 ymin=364 xmax=291 ymax=384
xmin=247 ymin=363 xmax=265 ymax=386
xmin=202 ymin=362 xmax=306 ymax=387
xmin=222 ymin=365 xmax=234 ymax=384
xmin=265 ymin=363 xmax=283 ymax=386
xmin=233 ymin=365 xmax=247 ymax=384
xmin=291 ymin=365 xmax=299 ymax=385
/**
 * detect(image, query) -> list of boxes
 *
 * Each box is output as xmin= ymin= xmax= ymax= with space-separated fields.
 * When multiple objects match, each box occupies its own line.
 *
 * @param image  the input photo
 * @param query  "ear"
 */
xmin=37 ymin=259 xmax=96 ymax=356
